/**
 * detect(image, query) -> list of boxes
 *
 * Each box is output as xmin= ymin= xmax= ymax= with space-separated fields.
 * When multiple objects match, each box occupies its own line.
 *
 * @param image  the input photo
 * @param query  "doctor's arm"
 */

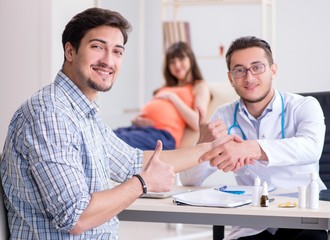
xmin=257 ymin=97 xmax=325 ymax=167
xmin=180 ymin=108 xmax=252 ymax=185
xmin=202 ymin=96 xmax=325 ymax=170
xmin=199 ymin=139 xmax=262 ymax=172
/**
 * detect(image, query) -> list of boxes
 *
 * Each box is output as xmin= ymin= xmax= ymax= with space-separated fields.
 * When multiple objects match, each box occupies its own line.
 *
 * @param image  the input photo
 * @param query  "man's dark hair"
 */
xmin=225 ymin=36 xmax=274 ymax=70
xmin=62 ymin=7 xmax=132 ymax=60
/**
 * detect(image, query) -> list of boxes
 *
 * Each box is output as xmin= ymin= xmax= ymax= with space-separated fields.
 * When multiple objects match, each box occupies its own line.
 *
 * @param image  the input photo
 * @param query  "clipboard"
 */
xmin=141 ymin=185 xmax=193 ymax=199
xmin=172 ymin=188 xmax=252 ymax=208
xmin=141 ymin=189 xmax=190 ymax=199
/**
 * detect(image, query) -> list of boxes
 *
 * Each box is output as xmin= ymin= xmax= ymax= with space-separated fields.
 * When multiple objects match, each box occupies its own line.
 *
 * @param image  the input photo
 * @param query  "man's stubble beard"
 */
xmin=87 ymin=77 xmax=114 ymax=92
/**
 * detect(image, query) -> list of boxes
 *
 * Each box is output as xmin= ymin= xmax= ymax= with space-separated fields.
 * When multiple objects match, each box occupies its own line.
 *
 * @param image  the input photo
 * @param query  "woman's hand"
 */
xmin=131 ymin=116 xmax=154 ymax=127
xmin=154 ymin=92 xmax=178 ymax=102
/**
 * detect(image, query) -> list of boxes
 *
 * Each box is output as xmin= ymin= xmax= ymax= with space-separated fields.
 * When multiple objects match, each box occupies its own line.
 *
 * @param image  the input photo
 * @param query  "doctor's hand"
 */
xmin=199 ymin=137 xmax=255 ymax=172
xmin=196 ymin=106 xmax=228 ymax=143
xmin=140 ymin=140 xmax=175 ymax=192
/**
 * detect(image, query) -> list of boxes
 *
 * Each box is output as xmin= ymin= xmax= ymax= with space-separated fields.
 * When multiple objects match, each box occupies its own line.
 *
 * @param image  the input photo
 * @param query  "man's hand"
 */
xmin=141 ymin=140 xmax=175 ymax=192
xmin=200 ymin=138 xmax=256 ymax=172
xmin=196 ymin=106 xmax=228 ymax=143
xmin=196 ymin=106 xmax=255 ymax=172
xmin=131 ymin=116 xmax=154 ymax=127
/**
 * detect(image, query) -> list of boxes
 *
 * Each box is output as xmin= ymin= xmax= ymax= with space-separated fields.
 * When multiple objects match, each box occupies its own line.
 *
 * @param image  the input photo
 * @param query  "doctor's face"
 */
xmin=227 ymin=47 xmax=277 ymax=104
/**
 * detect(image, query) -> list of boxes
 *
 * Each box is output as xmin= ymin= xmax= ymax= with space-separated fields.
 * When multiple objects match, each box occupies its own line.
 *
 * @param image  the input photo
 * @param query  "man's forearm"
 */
xmin=143 ymin=142 xmax=212 ymax=173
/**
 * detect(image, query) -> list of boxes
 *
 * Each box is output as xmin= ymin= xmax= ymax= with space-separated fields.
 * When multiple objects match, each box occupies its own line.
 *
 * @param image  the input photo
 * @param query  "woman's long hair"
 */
xmin=163 ymin=41 xmax=203 ymax=87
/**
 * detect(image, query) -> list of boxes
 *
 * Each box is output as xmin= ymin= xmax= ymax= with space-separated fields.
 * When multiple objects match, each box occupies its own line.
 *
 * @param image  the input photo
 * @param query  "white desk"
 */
xmin=118 ymin=187 xmax=330 ymax=230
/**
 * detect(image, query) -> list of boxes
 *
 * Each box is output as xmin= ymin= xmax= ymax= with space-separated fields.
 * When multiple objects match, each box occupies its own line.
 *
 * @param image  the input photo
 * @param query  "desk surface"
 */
xmin=119 ymin=186 xmax=330 ymax=230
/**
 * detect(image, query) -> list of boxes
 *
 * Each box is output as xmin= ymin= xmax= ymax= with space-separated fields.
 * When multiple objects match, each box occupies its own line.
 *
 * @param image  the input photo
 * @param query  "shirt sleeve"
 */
xmin=103 ymin=126 xmax=144 ymax=182
xmin=179 ymin=162 xmax=217 ymax=186
xmin=258 ymin=96 xmax=325 ymax=167
xmin=26 ymin=110 xmax=90 ymax=231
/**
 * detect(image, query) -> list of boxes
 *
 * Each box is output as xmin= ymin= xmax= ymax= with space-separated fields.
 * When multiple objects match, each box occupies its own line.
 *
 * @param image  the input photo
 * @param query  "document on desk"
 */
xmin=172 ymin=188 xmax=252 ymax=208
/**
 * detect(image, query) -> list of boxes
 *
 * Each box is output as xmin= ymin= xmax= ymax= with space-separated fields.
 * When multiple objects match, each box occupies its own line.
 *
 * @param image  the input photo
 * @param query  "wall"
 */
xmin=275 ymin=0 xmax=330 ymax=92
xmin=142 ymin=0 xmax=330 ymax=97
xmin=0 ymin=0 xmax=51 ymax=149
xmin=98 ymin=0 xmax=145 ymax=129
xmin=0 ymin=0 xmax=95 ymax=148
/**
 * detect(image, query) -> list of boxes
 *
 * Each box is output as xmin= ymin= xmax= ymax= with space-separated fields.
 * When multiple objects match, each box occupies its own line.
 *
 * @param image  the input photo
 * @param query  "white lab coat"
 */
xmin=180 ymin=90 xmax=326 ymax=239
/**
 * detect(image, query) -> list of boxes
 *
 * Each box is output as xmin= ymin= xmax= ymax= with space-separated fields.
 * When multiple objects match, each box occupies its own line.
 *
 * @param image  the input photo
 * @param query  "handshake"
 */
xmin=197 ymin=106 xmax=260 ymax=172
xmin=141 ymin=107 xmax=263 ymax=193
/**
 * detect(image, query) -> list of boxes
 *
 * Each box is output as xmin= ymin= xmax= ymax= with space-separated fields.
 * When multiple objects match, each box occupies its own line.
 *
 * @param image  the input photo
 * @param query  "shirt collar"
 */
xmin=55 ymin=71 xmax=100 ymax=118
xmin=238 ymin=89 xmax=282 ymax=121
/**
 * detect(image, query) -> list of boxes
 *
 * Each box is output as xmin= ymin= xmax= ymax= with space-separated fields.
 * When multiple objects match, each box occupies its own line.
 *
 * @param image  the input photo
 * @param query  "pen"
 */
xmin=216 ymin=185 xmax=245 ymax=195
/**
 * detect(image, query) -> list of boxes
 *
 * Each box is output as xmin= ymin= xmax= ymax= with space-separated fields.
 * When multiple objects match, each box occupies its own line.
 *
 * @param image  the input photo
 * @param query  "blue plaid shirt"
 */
xmin=1 ymin=71 xmax=143 ymax=239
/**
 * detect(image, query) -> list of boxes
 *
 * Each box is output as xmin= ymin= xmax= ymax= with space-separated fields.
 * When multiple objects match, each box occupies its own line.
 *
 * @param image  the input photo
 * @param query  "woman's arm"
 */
xmin=159 ymin=80 xmax=211 ymax=131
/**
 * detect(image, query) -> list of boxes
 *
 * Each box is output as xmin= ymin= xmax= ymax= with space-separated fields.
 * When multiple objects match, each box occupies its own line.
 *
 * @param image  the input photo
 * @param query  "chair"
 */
xmin=0 ymin=153 xmax=9 ymax=240
xmin=0 ymin=185 xmax=9 ymax=240
xmin=293 ymin=92 xmax=330 ymax=240
xmin=299 ymin=92 xmax=330 ymax=189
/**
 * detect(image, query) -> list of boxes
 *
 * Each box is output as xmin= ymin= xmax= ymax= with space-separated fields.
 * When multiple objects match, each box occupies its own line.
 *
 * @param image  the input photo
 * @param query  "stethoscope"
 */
xmin=228 ymin=92 xmax=285 ymax=140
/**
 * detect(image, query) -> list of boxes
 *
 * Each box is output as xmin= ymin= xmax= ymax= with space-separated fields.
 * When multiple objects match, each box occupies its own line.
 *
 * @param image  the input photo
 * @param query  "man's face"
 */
xmin=227 ymin=47 xmax=277 ymax=104
xmin=64 ymin=25 xmax=125 ymax=101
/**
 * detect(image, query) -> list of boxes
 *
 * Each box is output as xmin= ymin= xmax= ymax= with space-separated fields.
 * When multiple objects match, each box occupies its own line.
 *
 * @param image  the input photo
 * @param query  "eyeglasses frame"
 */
xmin=229 ymin=63 xmax=266 ymax=79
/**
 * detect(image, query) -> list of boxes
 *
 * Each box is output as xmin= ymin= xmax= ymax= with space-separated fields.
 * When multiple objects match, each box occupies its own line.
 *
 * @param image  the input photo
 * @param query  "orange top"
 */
xmin=140 ymin=85 xmax=194 ymax=147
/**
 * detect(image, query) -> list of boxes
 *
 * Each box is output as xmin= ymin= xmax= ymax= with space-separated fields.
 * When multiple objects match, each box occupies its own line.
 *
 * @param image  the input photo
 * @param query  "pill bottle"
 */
xmin=260 ymin=181 xmax=269 ymax=207
xmin=252 ymin=176 xmax=261 ymax=207
xmin=298 ymin=186 xmax=306 ymax=208
xmin=307 ymin=172 xmax=319 ymax=209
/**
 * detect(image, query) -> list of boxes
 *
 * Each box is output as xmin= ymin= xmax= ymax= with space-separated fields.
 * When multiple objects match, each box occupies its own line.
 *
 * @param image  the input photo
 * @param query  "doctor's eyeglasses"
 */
xmin=230 ymin=63 xmax=266 ymax=79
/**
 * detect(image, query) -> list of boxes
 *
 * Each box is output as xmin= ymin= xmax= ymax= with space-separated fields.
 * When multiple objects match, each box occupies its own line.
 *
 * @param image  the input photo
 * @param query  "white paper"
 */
xmin=172 ymin=188 xmax=252 ymax=208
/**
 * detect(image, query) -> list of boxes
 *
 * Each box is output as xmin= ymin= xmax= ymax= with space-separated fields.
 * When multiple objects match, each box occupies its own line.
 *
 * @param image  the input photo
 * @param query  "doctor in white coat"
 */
xmin=180 ymin=36 xmax=328 ymax=240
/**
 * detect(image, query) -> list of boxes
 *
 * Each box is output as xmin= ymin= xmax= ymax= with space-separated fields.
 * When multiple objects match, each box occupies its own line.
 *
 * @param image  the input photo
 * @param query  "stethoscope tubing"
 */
xmin=228 ymin=92 xmax=285 ymax=140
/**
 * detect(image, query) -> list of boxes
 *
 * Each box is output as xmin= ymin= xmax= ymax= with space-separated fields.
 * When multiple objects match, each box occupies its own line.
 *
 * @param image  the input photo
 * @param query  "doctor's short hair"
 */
xmin=225 ymin=36 xmax=274 ymax=70
xmin=62 ymin=7 xmax=132 ymax=61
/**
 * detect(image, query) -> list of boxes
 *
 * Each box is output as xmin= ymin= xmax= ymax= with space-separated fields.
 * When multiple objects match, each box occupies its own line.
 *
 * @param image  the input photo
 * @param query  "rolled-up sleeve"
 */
xmin=27 ymin=111 xmax=91 ymax=231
